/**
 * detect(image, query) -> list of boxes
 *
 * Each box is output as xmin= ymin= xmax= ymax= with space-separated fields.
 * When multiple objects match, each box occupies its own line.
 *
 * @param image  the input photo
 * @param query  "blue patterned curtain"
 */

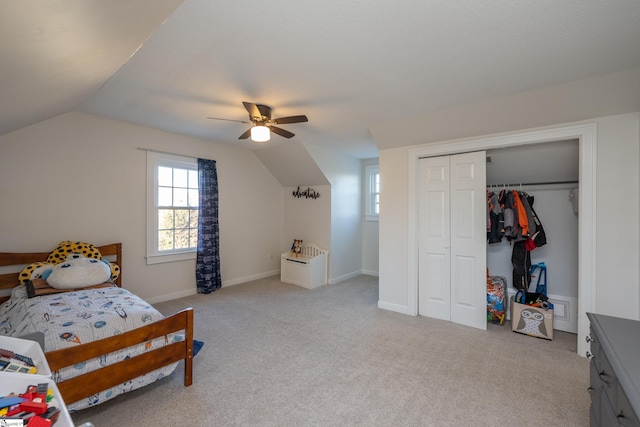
xmin=196 ymin=158 xmax=221 ymax=293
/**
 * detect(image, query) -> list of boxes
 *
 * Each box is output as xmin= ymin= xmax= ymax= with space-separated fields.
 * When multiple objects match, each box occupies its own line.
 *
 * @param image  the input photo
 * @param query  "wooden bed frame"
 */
xmin=0 ymin=243 xmax=193 ymax=405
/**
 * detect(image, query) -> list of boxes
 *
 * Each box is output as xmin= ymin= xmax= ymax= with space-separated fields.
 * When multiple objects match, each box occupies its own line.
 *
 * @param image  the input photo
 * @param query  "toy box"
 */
xmin=0 ymin=335 xmax=51 ymax=378
xmin=510 ymin=296 xmax=554 ymax=340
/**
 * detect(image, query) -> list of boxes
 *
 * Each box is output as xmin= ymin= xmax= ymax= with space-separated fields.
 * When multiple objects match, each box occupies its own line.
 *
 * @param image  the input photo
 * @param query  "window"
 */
xmin=146 ymin=151 xmax=199 ymax=264
xmin=365 ymin=163 xmax=379 ymax=221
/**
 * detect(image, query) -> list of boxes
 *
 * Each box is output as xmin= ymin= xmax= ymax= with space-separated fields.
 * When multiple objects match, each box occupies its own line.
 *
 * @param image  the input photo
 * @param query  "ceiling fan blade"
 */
xmin=273 ymin=115 xmax=308 ymax=125
xmin=207 ymin=116 xmax=250 ymax=123
xmin=256 ymin=104 xmax=272 ymax=120
xmin=242 ymin=102 xmax=263 ymax=121
xmin=270 ymin=126 xmax=295 ymax=139
xmin=238 ymin=128 xmax=252 ymax=139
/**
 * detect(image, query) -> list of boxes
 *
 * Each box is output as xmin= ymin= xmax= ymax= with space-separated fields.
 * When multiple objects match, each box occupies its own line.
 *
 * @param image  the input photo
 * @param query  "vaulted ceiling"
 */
xmin=3 ymin=1 xmax=640 ymax=159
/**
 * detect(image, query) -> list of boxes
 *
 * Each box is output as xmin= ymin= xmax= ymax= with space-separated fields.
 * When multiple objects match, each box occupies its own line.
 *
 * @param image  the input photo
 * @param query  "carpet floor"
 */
xmin=71 ymin=275 xmax=589 ymax=426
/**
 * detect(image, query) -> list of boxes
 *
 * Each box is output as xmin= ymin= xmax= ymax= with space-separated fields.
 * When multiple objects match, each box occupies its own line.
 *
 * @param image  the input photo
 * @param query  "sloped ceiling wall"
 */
xmin=370 ymin=67 xmax=640 ymax=150
xmin=253 ymin=141 xmax=330 ymax=187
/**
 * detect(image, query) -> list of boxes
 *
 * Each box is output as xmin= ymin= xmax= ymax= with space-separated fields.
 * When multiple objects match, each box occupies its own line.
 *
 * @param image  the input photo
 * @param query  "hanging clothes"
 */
xmin=487 ymin=190 xmax=504 ymax=244
xmin=525 ymin=194 xmax=547 ymax=248
xmin=512 ymin=190 xmax=530 ymax=240
xmin=501 ymin=189 xmax=516 ymax=240
xmin=487 ymin=187 xmax=548 ymax=256
xmin=510 ymin=192 xmax=547 ymax=290
xmin=511 ymin=240 xmax=531 ymax=290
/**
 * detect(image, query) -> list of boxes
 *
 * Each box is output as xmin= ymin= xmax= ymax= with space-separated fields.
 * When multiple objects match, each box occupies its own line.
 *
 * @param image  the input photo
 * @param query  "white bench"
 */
xmin=280 ymin=243 xmax=329 ymax=289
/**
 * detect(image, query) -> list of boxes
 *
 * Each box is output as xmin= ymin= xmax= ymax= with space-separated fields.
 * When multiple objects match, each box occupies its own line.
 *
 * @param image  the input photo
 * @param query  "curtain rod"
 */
xmin=137 ymin=147 xmax=207 ymax=161
xmin=487 ymin=180 xmax=578 ymax=188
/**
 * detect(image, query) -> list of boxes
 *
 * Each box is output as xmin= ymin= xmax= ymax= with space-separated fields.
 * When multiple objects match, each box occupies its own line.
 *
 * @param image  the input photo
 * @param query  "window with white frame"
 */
xmin=365 ymin=163 xmax=379 ymax=221
xmin=146 ymin=151 xmax=199 ymax=264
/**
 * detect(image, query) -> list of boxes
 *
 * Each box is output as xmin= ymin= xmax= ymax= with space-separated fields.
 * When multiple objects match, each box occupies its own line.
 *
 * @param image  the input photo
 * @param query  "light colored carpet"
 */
xmin=71 ymin=275 xmax=589 ymax=426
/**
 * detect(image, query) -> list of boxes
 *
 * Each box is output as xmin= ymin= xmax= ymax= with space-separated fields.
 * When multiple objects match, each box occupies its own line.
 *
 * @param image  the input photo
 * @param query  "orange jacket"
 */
xmin=512 ymin=190 xmax=530 ymax=238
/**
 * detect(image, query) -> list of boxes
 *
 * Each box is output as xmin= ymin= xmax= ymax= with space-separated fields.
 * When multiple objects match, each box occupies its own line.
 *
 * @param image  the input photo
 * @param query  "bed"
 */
xmin=0 ymin=242 xmax=193 ymax=412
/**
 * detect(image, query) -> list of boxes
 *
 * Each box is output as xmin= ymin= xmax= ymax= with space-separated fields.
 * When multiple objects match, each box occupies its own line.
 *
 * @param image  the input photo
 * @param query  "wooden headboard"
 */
xmin=0 ymin=243 xmax=122 ymax=304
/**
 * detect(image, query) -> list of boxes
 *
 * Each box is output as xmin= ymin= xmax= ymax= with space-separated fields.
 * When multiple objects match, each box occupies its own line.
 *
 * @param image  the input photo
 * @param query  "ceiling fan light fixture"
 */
xmin=251 ymin=125 xmax=270 ymax=142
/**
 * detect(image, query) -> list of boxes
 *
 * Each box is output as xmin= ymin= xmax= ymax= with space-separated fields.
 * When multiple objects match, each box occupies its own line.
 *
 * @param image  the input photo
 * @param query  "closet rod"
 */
xmin=487 ymin=180 xmax=578 ymax=188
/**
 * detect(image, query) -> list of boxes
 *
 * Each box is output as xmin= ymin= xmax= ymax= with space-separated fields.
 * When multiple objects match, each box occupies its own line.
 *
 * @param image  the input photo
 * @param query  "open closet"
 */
xmin=485 ymin=140 xmax=579 ymax=333
xmin=417 ymin=139 xmax=579 ymax=334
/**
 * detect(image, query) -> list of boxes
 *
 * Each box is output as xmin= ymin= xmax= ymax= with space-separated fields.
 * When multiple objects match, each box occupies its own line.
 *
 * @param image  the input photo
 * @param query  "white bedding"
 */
xmin=0 ymin=286 xmax=184 ymax=411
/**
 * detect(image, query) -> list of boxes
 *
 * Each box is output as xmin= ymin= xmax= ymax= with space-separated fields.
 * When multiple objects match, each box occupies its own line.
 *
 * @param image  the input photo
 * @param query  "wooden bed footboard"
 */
xmin=45 ymin=307 xmax=194 ymax=405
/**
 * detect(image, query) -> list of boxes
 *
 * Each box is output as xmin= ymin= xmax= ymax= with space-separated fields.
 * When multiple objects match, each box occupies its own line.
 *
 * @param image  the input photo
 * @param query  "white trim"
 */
xmin=377 ymin=300 xmax=409 ymax=314
xmin=222 ymin=270 xmax=281 ymax=287
xmin=144 ymin=288 xmax=198 ymax=304
xmin=407 ymin=122 xmax=597 ymax=357
xmin=145 ymin=271 xmax=282 ymax=303
xmin=146 ymin=251 xmax=196 ymax=265
xmin=329 ymin=270 xmax=362 ymax=284
xmin=146 ymin=151 xmax=198 ymax=265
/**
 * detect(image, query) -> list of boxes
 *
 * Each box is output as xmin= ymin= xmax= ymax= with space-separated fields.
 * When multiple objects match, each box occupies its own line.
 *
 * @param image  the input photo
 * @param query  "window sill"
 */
xmin=146 ymin=251 xmax=196 ymax=265
xmin=365 ymin=215 xmax=379 ymax=222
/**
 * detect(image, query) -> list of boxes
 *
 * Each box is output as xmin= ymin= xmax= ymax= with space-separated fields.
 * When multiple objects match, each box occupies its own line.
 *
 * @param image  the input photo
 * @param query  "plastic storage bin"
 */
xmin=0 ymin=372 xmax=73 ymax=426
xmin=0 ymin=335 xmax=51 ymax=378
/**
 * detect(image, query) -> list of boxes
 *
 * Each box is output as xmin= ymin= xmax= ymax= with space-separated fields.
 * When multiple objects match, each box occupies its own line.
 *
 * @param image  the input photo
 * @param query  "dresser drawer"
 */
xmin=587 ymin=313 xmax=640 ymax=427
xmin=617 ymin=388 xmax=640 ymax=427
xmin=601 ymin=394 xmax=619 ymax=427
xmin=595 ymin=349 xmax=619 ymax=406
xmin=590 ymin=362 xmax=603 ymax=422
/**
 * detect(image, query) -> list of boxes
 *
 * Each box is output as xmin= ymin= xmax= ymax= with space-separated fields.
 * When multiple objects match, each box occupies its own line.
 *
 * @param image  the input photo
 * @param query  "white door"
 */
xmin=418 ymin=156 xmax=451 ymax=321
xmin=418 ymin=151 xmax=487 ymax=330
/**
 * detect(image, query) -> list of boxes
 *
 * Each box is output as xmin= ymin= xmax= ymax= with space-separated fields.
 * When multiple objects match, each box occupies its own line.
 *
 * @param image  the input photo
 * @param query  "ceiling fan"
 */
xmin=207 ymin=101 xmax=308 ymax=142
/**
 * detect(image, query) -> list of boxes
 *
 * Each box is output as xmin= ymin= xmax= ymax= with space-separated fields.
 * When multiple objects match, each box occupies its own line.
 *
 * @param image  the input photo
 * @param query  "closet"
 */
xmin=485 ymin=141 xmax=579 ymax=334
xmin=417 ymin=141 xmax=579 ymax=334
xmin=418 ymin=151 xmax=487 ymax=330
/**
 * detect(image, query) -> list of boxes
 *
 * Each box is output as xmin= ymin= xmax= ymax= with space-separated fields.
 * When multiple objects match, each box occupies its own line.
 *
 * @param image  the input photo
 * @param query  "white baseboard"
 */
xmin=378 ymin=300 xmax=409 ymax=314
xmin=223 ymin=270 xmax=280 ymax=287
xmin=146 ymin=288 xmax=198 ymax=304
xmin=506 ymin=288 xmax=578 ymax=334
xmin=361 ymin=270 xmax=379 ymax=277
xmin=329 ymin=270 xmax=362 ymax=284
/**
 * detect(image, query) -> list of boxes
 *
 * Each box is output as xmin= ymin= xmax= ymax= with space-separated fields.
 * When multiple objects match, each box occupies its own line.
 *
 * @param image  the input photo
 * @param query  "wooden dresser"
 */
xmin=587 ymin=313 xmax=640 ymax=427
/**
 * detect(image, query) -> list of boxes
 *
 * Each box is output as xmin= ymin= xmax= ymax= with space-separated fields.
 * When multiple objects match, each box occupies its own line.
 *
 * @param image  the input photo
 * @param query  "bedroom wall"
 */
xmin=303 ymin=142 xmax=362 ymax=283
xmin=283 ymin=184 xmax=331 ymax=256
xmin=0 ymin=111 xmax=284 ymax=303
xmin=376 ymin=112 xmax=640 ymax=321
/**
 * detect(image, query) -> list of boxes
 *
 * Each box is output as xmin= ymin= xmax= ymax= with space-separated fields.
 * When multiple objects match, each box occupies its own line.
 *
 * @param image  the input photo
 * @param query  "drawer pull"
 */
xmin=598 ymin=370 xmax=613 ymax=386
xmin=586 ymin=351 xmax=593 ymax=359
xmin=586 ymin=335 xmax=595 ymax=343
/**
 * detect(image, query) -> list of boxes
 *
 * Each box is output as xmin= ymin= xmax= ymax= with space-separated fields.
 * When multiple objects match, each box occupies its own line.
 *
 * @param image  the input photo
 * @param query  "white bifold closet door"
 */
xmin=418 ymin=151 xmax=487 ymax=330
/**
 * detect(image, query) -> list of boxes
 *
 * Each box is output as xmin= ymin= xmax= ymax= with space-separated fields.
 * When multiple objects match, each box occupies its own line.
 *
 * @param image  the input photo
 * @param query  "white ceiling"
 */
xmin=3 ymin=1 xmax=640 ymax=159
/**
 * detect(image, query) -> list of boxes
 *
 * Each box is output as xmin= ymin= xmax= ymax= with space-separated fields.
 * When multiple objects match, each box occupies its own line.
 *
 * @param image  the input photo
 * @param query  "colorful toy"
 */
xmin=486 ymin=274 xmax=507 ymax=325
xmin=0 ymin=384 xmax=59 ymax=425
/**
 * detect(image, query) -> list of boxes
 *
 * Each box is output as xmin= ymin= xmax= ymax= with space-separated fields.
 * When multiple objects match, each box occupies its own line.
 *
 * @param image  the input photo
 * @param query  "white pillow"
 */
xmin=43 ymin=256 xmax=111 ymax=289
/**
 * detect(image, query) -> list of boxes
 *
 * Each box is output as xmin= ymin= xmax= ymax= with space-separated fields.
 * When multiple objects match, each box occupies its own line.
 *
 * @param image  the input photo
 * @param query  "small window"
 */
xmin=365 ymin=163 xmax=379 ymax=221
xmin=146 ymin=152 xmax=198 ymax=264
